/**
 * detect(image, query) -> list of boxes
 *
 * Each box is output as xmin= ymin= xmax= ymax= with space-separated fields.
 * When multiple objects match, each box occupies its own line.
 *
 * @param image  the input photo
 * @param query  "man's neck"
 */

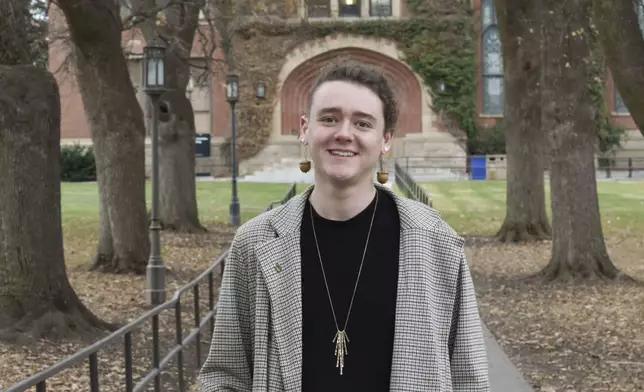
xmin=309 ymin=177 xmax=377 ymax=221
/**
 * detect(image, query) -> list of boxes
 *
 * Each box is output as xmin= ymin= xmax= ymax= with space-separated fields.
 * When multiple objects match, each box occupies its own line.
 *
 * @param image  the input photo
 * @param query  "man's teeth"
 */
xmin=330 ymin=150 xmax=356 ymax=157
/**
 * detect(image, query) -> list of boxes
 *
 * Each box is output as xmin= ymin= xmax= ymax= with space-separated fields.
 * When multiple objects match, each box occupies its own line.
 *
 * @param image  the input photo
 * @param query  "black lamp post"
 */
xmin=142 ymin=36 xmax=167 ymax=306
xmin=226 ymin=73 xmax=241 ymax=226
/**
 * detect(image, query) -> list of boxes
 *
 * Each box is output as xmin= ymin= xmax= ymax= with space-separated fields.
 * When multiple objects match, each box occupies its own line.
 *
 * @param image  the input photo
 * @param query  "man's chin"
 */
xmin=317 ymin=168 xmax=368 ymax=186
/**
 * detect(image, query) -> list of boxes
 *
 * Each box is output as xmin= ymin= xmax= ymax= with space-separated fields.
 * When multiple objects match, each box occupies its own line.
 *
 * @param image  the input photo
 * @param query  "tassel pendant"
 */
xmin=333 ymin=330 xmax=350 ymax=375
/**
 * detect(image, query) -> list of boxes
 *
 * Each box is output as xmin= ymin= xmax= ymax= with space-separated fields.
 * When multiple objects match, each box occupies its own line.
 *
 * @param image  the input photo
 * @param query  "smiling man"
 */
xmin=199 ymin=60 xmax=490 ymax=391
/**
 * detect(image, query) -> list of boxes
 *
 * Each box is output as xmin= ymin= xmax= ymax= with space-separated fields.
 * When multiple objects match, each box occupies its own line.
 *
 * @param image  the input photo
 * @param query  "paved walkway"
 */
xmin=483 ymin=323 xmax=534 ymax=391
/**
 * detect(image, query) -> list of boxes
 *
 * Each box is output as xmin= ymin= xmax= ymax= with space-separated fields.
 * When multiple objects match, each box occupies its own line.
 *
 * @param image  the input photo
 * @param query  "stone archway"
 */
xmin=277 ymin=43 xmax=424 ymax=136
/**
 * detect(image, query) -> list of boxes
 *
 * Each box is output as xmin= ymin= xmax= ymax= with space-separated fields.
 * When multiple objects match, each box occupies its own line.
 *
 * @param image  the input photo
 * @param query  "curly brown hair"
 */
xmin=307 ymin=59 xmax=399 ymax=134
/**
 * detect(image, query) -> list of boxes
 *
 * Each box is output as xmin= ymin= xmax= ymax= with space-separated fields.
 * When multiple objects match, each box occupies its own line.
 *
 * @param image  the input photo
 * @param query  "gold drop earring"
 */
xmin=376 ymin=151 xmax=388 ymax=184
xmin=299 ymin=139 xmax=311 ymax=173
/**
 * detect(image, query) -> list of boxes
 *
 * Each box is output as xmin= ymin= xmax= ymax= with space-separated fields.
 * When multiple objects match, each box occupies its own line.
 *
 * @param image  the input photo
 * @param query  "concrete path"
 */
xmin=483 ymin=324 xmax=534 ymax=391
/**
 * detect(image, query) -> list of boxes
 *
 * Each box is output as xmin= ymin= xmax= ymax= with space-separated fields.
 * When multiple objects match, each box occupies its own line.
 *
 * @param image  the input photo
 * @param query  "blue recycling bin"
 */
xmin=470 ymin=155 xmax=487 ymax=180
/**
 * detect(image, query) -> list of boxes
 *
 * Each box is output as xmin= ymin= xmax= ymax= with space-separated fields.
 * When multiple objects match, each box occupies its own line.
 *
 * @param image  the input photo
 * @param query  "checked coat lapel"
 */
xmin=254 ymin=188 xmax=308 ymax=392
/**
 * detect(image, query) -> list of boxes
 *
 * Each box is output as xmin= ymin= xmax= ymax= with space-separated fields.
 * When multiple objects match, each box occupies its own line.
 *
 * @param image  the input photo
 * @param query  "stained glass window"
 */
xmin=481 ymin=0 xmax=503 ymax=115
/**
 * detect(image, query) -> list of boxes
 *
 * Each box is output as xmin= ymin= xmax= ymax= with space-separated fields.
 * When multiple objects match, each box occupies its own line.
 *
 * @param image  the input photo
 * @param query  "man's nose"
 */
xmin=334 ymin=120 xmax=352 ymax=141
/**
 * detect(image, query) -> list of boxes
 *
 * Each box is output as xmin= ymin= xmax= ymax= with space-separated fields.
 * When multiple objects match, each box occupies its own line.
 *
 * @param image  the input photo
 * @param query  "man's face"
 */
xmin=300 ymin=80 xmax=393 ymax=187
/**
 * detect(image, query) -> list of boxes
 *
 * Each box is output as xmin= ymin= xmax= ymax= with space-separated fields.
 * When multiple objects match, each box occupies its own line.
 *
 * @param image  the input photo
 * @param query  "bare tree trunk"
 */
xmin=593 ymin=0 xmax=644 ymax=137
xmin=56 ymin=0 xmax=150 ymax=273
xmin=0 ymin=65 xmax=115 ymax=340
xmin=494 ymin=0 xmax=551 ymax=243
xmin=157 ymin=92 xmax=206 ymax=231
xmin=134 ymin=0 xmax=207 ymax=232
xmin=537 ymin=0 xmax=628 ymax=281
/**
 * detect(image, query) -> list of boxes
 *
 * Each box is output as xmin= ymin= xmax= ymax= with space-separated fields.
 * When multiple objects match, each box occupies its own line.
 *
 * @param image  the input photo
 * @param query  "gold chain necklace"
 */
xmin=309 ymin=190 xmax=379 ymax=376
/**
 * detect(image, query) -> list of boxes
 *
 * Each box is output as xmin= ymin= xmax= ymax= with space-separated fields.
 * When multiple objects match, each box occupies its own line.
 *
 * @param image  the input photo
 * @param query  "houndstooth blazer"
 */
xmin=199 ymin=184 xmax=490 ymax=392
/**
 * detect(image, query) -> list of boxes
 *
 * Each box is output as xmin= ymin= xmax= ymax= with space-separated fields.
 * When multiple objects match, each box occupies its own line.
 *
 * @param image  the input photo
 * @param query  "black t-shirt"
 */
xmin=300 ymin=188 xmax=401 ymax=391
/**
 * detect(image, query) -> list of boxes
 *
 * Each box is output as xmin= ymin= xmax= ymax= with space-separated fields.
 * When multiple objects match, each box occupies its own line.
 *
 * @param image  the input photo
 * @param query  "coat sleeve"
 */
xmin=448 ymin=248 xmax=491 ymax=391
xmin=199 ymin=229 xmax=254 ymax=392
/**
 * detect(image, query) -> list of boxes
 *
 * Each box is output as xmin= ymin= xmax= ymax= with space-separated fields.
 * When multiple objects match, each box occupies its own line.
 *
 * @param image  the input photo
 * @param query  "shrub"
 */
xmin=60 ymin=144 xmax=96 ymax=182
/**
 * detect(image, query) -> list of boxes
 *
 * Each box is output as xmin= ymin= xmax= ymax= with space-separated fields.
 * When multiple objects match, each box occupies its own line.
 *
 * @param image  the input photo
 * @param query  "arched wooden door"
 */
xmin=280 ymin=48 xmax=422 ymax=136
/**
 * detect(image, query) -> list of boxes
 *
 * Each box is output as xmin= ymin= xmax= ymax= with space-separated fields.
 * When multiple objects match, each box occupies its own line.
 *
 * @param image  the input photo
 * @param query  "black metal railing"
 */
xmin=394 ymin=161 xmax=433 ymax=207
xmin=395 ymin=153 xmax=644 ymax=180
xmin=5 ymin=183 xmax=298 ymax=392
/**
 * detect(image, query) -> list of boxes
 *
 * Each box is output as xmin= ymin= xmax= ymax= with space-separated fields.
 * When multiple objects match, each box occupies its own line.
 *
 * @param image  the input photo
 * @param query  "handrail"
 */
xmin=394 ymin=161 xmax=433 ymax=207
xmin=5 ymin=183 xmax=298 ymax=392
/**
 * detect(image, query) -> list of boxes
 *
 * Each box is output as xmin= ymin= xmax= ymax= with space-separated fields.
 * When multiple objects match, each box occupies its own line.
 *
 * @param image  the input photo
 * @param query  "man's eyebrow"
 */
xmin=316 ymin=107 xmax=377 ymax=121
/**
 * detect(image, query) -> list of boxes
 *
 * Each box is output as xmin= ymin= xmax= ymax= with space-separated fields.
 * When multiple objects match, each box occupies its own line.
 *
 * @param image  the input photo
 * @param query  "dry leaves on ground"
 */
xmin=0 ymin=223 xmax=236 ymax=392
xmin=468 ymin=235 xmax=644 ymax=392
xmin=3 ymin=225 xmax=643 ymax=392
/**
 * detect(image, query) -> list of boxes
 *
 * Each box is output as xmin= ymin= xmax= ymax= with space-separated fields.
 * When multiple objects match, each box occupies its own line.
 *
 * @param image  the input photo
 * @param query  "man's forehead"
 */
xmin=310 ymin=81 xmax=382 ymax=118
xmin=316 ymin=106 xmax=377 ymax=120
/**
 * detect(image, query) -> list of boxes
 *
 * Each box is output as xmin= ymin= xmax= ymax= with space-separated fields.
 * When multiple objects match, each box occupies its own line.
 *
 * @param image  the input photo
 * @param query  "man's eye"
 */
xmin=356 ymin=121 xmax=372 ymax=128
xmin=319 ymin=117 xmax=337 ymax=123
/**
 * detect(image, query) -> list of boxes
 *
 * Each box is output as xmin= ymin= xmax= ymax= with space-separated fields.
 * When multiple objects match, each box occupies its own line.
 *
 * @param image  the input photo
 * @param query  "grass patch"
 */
xmin=61 ymin=181 xmax=295 ymax=268
xmin=417 ymin=180 xmax=644 ymax=237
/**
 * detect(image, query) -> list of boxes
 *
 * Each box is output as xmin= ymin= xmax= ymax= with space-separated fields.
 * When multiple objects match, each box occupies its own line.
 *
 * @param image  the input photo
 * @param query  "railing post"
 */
xmin=124 ymin=332 xmax=134 ymax=392
xmin=89 ymin=353 xmax=99 ymax=392
xmin=629 ymin=158 xmax=633 ymax=178
xmin=152 ymin=314 xmax=161 ymax=392
xmin=193 ymin=285 xmax=202 ymax=369
xmin=175 ymin=300 xmax=185 ymax=391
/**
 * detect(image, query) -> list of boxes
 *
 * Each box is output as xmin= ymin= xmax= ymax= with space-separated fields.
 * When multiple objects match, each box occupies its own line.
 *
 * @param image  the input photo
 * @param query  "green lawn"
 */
xmin=414 ymin=180 xmax=644 ymax=236
xmin=60 ymin=181 xmax=295 ymax=266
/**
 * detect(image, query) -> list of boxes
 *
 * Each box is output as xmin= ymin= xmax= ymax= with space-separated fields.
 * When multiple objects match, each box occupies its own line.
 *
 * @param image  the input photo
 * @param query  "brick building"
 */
xmin=49 ymin=0 xmax=644 ymax=176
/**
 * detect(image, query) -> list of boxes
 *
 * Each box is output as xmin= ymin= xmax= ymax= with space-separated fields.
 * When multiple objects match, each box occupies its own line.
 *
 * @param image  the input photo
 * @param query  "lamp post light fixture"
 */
xmin=143 ymin=36 xmax=167 ymax=306
xmin=255 ymin=80 xmax=266 ymax=99
xmin=226 ymin=73 xmax=241 ymax=227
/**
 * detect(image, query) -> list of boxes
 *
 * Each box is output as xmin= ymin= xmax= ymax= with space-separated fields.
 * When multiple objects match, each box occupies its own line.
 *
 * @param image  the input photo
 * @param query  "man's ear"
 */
xmin=383 ymin=130 xmax=394 ymax=154
xmin=299 ymin=115 xmax=309 ymax=143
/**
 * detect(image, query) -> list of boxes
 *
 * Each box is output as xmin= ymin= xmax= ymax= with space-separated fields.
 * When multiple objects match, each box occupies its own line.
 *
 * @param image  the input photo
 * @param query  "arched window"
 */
xmin=615 ymin=91 xmax=628 ymax=114
xmin=481 ymin=0 xmax=503 ymax=115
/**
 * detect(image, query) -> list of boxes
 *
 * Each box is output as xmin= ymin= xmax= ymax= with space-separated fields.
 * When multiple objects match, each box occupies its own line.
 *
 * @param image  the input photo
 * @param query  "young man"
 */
xmin=199 ymin=60 xmax=490 ymax=391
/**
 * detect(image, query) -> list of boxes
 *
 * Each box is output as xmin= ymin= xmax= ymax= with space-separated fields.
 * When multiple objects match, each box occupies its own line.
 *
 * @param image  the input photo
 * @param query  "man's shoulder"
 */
xmin=396 ymin=196 xmax=463 ymax=246
xmin=231 ymin=207 xmax=279 ymax=251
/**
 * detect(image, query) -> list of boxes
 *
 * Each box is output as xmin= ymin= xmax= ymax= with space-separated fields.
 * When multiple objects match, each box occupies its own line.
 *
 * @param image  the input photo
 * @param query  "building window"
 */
xmin=370 ymin=0 xmax=392 ymax=16
xmin=615 ymin=90 xmax=629 ymax=114
xmin=481 ymin=0 xmax=503 ymax=115
xmin=339 ymin=0 xmax=361 ymax=17
xmin=308 ymin=0 xmax=331 ymax=17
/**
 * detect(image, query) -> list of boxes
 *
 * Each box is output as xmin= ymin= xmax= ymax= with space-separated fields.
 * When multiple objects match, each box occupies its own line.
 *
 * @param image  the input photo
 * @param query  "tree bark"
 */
xmin=134 ymin=0 xmax=207 ymax=232
xmin=0 ymin=66 xmax=115 ymax=340
xmin=0 ymin=0 xmax=33 ymax=65
xmin=494 ymin=0 xmax=552 ymax=243
xmin=158 ymin=92 xmax=207 ymax=232
xmin=538 ymin=0 xmax=628 ymax=281
xmin=593 ymin=0 xmax=644 ymax=137
xmin=56 ymin=0 xmax=151 ymax=273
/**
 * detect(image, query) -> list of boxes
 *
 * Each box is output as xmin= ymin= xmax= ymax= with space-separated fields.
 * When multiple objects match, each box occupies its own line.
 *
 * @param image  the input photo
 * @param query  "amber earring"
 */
xmin=299 ymin=140 xmax=311 ymax=173
xmin=376 ymin=153 xmax=388 ymax=184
